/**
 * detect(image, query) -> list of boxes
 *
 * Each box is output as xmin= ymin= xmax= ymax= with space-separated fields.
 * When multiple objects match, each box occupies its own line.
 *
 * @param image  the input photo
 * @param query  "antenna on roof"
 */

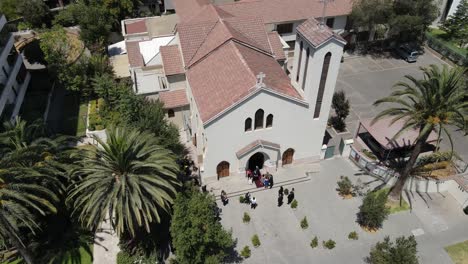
xmin=319 ymin=0 xmax=334 ymax=30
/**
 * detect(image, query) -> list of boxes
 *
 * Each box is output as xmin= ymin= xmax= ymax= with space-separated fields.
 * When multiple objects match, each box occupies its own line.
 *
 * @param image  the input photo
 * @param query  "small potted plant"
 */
xmin=310 ymin=236 xmax=318 ymax=248
xmin=242 ymin=212 xmax=251 ymax=223
xmin=240 ymin=246 xmax=251 ymax=258
xmin=251 ymin=234 xmax=261 ymax=248
xmin=300 ymin=217 xmax=309 ymax=229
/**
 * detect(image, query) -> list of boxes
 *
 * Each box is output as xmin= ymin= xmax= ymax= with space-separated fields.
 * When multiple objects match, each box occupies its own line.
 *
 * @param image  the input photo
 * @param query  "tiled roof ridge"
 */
xmin=231 ymin=42 xmax=258 ymax=89
xmin=187 ymin=38 xmax=275 ymax=70
xmin=186 ymin=19 xmax=222 ymax=66
xmin=215 ymin=0 xmax=262 ymax=7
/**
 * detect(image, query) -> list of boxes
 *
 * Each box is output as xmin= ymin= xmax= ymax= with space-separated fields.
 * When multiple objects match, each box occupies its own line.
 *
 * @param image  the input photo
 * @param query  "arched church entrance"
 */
xmin=282 ymin=148 xmax=294 ymax=166
xmin=247 ymin=152 xmax=267 ymax=171
xmin=217 ymin=161 xmax=230 ymax=179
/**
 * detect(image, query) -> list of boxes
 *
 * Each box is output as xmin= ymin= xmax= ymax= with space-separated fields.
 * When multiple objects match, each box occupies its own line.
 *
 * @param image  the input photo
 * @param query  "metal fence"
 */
xmin=425 ymin=33 xmax=468 ymax=66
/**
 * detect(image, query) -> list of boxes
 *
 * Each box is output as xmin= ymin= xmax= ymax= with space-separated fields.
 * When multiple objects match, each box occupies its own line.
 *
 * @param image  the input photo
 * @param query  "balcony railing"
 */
xmin=0 ymin=26 xmax=10 ymax=49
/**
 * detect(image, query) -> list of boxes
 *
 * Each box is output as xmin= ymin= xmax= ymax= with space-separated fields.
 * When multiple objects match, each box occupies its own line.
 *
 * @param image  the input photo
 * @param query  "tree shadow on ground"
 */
xmin=22 ymin=39 xmax=47 ymax=65
xmin=224 ymin=239 xmax=243 ymax=264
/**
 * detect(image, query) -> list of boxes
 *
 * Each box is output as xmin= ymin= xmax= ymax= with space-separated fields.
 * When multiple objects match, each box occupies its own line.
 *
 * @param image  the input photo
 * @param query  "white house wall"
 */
xmin=202 ymin=90 xmax=321 ymax=183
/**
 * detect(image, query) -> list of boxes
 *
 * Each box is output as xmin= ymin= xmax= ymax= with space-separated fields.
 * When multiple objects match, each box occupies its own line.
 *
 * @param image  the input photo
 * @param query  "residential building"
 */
xmin=0 ymin=15 xmax=31 ymax=121
xmin=111 ymin=0 xmax=349 ymax=184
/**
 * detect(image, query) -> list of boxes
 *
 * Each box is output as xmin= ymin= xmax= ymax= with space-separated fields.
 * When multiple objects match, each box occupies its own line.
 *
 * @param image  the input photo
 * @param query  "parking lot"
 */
xmin=336 ymin=52 xmax=468 ymax=161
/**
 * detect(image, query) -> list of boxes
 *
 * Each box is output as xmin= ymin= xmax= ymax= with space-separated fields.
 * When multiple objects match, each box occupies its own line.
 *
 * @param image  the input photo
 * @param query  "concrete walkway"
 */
xmin=93 ymin=218 xmax=120 ymax=264
xmin=218 ymin=157 xmax=468 ymax=264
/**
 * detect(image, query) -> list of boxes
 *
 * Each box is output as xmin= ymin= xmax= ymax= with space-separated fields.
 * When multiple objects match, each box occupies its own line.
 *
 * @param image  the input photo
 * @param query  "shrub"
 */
xmin=330 ymin=115 xmax=346 ymax=132
xmin=251 ymin=234 xmax=261 ymax=248
xmin=242 ymin=212 xmax=250 ymax=223
xmin=310 ymin=236 xmax=318 ymax=248
xmin=415 ymin=151 xmax=455 ymax=166
xmin=300 ymin=217 xmax=309 ymax=229
xmin=348 ymin=231 xmax=358 ymax=240
xmin=337 ymin=176 xmax=355 ymax=197
xmin=358 ymin=190 xmax=390 ymax=230
xmin=290 ymin=199 xmax=298 ymax=209
xmin=240 ymin=246 xmax=251 ymax=258
xmin=239 ymin=196 xmax=245 ymax=203
xmin=284 ymin=188 xmax=289 ymax=195
xmin=366 ymin=236 xmax=418 ymax=264
xmin=362 ymin=149 xmax=377 ymax=160
xmin=323 ymin=239 xmax=336 ymax=249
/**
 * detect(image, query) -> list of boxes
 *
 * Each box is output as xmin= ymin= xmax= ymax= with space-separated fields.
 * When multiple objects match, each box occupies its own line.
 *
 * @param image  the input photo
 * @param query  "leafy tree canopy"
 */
xmin=170 ymin=186 xmax=235 ymax=264
xmin=441 ymin=0 xmax=468 ymax=46
xmin=17 ymin=0 xmax=50 ymax=28
xmin=366 ymin=236 xmax=419 ymax=264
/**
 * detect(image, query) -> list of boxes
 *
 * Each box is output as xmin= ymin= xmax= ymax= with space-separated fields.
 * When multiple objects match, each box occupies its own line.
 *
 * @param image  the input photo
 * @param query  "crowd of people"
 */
xmin=246 ymin=166 xmax=274 ymax=188
xmin=219 ymin=166 xmax=296 ymax=211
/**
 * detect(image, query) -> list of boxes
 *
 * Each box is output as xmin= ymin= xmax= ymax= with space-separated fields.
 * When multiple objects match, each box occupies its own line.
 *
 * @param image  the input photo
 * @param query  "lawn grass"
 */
xmin=3 ymin=245 xmax=93 ymax=264
xmin=426 ymin=29 xmax=468 ymax=56
xmin=374 ymin=188 xmax=410 ymax=214
xmin=62 ymin=245 xmax=93 ymax=264
xmin=61 ymin=94 xmax=88 ymax=137
xmin=445 ymin=240 xmax=468 ymax=264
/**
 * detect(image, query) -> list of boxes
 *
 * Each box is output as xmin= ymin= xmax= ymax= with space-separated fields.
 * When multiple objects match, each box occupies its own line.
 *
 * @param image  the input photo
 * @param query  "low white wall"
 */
xmin=447 ymin=180 xmax=468 ymax=207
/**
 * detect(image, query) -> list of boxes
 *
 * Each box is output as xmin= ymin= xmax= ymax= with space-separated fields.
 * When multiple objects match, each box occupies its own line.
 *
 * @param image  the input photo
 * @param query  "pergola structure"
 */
xmin=354 ymin=117 xmax=439 ymax=161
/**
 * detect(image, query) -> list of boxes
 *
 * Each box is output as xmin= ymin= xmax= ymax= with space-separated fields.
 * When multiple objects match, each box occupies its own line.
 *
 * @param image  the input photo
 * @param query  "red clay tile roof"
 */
xmin=160 ymin=45 xmax=185 ymax=76
xmin=187 ymin=41 xmax=301 ymax=123
xmin=236 ymin=140 xmax=281 ymax=158
xmin=126 ymin=41 xmax=144 ymax=67
xmin=296 ymin=18 xmax=346 ymax=48
xmin=172 ymin=0 xmax=210 ymax=22
xmin=267 ymin=31 xmax=286 ymax=61
xmin=125 ymin=19 xmax=147 ymax=34
xmin=216 ymin=0 xmax=353 ymax=24
xmin=158 ymin=89 xmax=189 ymax=109
xmin=178 ymin=16 xmax=273 ymax=66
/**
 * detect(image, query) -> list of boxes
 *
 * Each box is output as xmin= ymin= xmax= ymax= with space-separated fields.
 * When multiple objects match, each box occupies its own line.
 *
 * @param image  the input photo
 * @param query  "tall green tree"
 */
xmin=366 ymin=235 xmax=419 ymax=264
xmin=389 ymin=0 xmax=438 ymax=42
xmin=373 ymin=65 xmax=467 ymax=199
xmin=0 ymin=0 xmax=20 ymax=21
xmin=103 ymin=0 xmax=140 ymax=21
xmin=441 ymin=0 xmax=468 ymax=47
xmin=170 ymin=186 xmax=235 ymax=264
xmin=16 ymin=0 xmax=50 ymax=28
xmin=68 ymin=127 xmax=180 ymax=236
xmin=350 ymin=0 xmax=394 ymax=40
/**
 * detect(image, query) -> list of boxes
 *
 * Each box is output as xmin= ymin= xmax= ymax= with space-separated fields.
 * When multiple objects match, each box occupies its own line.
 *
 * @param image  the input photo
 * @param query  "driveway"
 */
xmin=218 ymin=158 xmax=468 ymax=264
xmin=336 ymin=53 xmax=468 ymax=162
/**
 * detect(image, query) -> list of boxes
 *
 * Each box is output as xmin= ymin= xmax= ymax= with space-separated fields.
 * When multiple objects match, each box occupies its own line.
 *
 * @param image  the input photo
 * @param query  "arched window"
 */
xmin=296 ymin=41 xmax=303 ymax=82
xmin=167 ymin=109 xmax=175 ymax=117
xmin=314 ymin=52 xmax=332 ymax=118
xmin=266 ymin=114 xmax=273 ymax=128
xmin=245 ymin=118 xmax=252 ymax=132
xmin=217 ymin=161 xmax=230 ymax=178
xmin=254 ymin=109 xmax=264 ymax=129
xmin=301 ymin=48 xmax=310 ymax=91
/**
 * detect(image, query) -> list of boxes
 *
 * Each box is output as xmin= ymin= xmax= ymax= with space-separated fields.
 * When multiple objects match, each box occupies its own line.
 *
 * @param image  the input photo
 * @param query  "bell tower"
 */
xmin=291 ymin=18 xmax=346 ymax=120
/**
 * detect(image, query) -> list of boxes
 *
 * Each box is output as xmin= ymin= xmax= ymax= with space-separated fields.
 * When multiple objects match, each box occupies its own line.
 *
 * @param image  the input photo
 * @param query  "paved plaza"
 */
xmin=336 ymin=52 xmax=468 ymax=162
xmin=217 ymin=158 xmax=468 ymax=264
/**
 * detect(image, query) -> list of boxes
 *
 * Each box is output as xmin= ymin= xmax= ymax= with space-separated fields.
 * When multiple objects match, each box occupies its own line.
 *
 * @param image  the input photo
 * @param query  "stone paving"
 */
xmin=217 ymin=157 xmax=468 ymax=264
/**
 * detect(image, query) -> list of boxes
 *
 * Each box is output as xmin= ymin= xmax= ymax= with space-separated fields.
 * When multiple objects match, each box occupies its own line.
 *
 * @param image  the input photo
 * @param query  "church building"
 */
xmin=117 ymin=0 xmax=348 ymax=184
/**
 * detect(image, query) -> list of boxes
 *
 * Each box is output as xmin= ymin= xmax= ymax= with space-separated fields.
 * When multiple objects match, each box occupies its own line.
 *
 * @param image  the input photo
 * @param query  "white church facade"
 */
xmin=116 ymin=1 xmax=347 ymax=184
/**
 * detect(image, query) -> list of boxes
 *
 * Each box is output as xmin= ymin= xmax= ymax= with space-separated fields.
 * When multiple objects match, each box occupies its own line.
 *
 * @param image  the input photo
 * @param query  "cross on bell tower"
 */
xmin=319 ymin=0 xmax=334 ymax=29
xmin=256 ymin=72 xmax=266 ymax=88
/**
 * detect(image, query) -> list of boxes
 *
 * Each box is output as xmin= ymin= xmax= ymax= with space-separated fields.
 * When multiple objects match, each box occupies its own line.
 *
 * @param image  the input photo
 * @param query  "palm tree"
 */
xmin=0 ymin=165 xmax=59 ymax=264
xmin=68 ymin=127 xmax=180 ymax=237
xmin=0 ymin=117 xmax=73 ymax=264
xmin=373 ymin=65 xmax=467 ymax=199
